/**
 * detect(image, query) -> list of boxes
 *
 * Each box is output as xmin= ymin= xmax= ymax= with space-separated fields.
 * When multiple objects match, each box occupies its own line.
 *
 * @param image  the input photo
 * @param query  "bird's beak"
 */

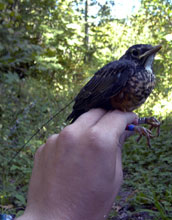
xmin=139 ymin=45 xmax=162 ymax=60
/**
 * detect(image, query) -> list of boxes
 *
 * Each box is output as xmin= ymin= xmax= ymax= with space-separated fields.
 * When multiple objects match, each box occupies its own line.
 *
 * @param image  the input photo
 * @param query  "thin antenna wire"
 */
xmin=8 ymin=100 xmax=74 ymax=166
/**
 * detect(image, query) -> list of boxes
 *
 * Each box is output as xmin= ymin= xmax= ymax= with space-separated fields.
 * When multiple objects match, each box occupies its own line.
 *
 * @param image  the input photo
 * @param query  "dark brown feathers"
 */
xmin=67 ymin=60 xmax=135 ymax=122
xmin=67 ymin=44 xmax=161 ymax=123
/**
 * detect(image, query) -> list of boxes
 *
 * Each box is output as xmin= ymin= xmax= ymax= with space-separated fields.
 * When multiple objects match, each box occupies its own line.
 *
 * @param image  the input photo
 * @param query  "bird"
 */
xmin=8 ymin=44 xmax=162 ymax=164
xmin=67 ymin=44 xmax=162 ymax=146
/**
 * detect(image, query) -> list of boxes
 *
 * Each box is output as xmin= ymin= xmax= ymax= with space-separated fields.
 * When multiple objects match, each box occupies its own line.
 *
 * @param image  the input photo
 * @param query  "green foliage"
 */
xmin=109 ymin=117 xmax=172 ymax=219
xmin=120 ymin=118 xmax=172 ymax=219
xmin=134 ymin=0 xmax=172 ymax=100
xmin=36 ymin=0 xmax=86 ymax=89
xmin=0 ymin=0 xmax=43 ymax=79
xmin=0 ymin=0 xmax=172 ymax=218
xmin=0 ymin=78 xmax=70 ymax=215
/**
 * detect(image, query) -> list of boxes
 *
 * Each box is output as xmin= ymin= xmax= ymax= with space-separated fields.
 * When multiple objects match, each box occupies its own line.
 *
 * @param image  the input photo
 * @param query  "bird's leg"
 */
xmin=126 ymin=117 xmax=160 ymax=148
xmin=126 ymin=124 xmax=154 ymax=148
xmin=138 ymin=117 xmax=161 ymax=136
xmin=134 ymin=126 xmax=154 ymax=148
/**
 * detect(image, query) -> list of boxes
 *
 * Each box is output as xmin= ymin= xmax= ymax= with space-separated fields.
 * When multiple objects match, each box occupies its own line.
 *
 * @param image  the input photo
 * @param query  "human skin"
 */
xmin=16 ymin=109 xmax=137 ymax=220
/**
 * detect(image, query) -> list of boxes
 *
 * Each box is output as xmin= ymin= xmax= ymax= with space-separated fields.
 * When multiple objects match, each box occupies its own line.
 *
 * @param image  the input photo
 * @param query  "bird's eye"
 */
xmin=132 ymin=50 xmax=139 ymax=57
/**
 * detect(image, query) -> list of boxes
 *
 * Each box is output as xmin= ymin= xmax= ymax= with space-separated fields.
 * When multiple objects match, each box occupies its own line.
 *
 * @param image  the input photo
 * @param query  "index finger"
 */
xmin=71 ymin=108 xmax=106 ymax=130
xmin=93 ymin=110 xmax=137 ymax=142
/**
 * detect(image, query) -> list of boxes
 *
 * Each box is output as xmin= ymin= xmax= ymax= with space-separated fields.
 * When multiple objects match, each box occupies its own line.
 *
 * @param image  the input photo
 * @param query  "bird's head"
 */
xmin=120 ymin=44 xmax=161 ymax=72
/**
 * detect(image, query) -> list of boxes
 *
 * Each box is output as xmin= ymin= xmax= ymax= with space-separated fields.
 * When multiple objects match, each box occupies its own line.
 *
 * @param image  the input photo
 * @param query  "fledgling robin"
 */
xmin=67 ymin=44 xmax=162 ymax=147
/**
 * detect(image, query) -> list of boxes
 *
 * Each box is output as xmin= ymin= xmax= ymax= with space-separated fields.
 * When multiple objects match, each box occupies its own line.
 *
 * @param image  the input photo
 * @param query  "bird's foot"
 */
xmin=134 ymin=125 xmax=154 ymax=148
xmin=126 ymin=116 xmax=160 ymax=147
xmin=126 ymin=124 xmax=154 ymax=147
xmin=138 ymin=116 xmax=161 ymax=137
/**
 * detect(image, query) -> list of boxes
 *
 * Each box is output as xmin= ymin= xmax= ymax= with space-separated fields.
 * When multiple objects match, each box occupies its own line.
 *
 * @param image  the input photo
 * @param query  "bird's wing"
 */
xmin=73 ymin=60 xmax=135 ymax=110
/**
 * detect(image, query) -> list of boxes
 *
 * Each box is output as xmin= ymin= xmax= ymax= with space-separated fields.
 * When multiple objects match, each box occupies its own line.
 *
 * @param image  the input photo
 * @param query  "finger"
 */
xmin=119 ymin=131 xmax=135 ymax=147
xmin=133 ymin=117 xmax=139 ymax=125
xmin=72 ymin=108 xmax=106 ymax=130
xmin=93 ymin=110 xmax=137 ymax=140
xmin=122 ymin=130 xmax=135 ymax=141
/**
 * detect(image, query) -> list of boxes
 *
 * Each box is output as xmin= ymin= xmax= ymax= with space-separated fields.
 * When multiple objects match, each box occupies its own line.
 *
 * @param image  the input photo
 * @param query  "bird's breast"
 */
xmin=110 ymin=70 xmax=155 ymax=112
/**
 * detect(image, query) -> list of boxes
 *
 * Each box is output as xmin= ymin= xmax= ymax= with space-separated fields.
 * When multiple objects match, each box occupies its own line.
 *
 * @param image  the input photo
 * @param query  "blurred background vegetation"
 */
xmin=0 ymin=0 xmax=172 ymax=219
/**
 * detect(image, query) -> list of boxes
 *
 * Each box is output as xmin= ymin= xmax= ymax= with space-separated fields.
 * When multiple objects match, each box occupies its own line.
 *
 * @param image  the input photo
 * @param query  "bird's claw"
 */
xmin=134 ymin=126 xmax=154 ymax=148
xmin=133 ymin=116 xmax=161 ymax=147
xmin=145 ymin=117 xmax=161 ymax=137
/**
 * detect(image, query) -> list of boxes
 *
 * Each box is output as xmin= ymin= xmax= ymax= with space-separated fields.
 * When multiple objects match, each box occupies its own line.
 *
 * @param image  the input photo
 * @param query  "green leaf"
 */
xmin=5 ymin=72 xmax=19 ymax=84
xmin=15 ymin=194 xmax=26 ymax=206
xmin=0 ymin=2 xmax=5 ymax=10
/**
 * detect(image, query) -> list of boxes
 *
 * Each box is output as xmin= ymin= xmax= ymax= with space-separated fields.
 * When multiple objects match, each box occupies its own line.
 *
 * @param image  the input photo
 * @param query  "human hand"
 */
xmin=16 ymin=109 xmax=137 ymax=220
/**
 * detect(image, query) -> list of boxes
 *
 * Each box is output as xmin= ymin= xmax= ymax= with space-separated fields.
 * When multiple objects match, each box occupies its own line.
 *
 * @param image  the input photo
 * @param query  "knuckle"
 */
xmin=59 ymin=125 xmax=78 ymax=145
xmin=45 ymin=134 xmax=58 ymax=146
xmin=87 ymin=127 xmax=103 ymax=148
xmin=86 ymin=128 xmax=116 ymax=156
xmin=34 ymin=144 xmax=44 ymax=160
